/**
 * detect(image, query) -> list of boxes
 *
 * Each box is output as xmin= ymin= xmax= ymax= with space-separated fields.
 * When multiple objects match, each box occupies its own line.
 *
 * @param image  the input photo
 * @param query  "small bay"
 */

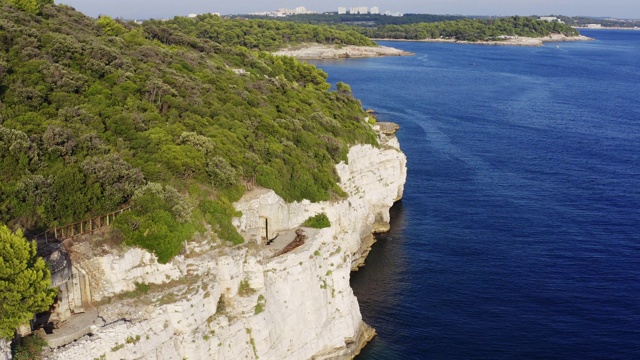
xmin=311 ymin=29 xmax=640 ymax=359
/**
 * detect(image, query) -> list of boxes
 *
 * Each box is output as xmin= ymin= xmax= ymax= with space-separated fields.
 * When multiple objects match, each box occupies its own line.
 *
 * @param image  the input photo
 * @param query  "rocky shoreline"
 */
xmin=273 ymin=34 xmax=593 ymax=61
xmin=376 ymin=33 xmax=594 ymax=47
xmin=273 ymin=44 xmax=413 ymax=59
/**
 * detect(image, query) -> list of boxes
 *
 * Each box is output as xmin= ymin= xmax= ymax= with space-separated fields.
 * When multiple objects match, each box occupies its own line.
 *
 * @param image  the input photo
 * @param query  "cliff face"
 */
xmin=43 ymin=126 xmax=406 ymax=360
xmin=0 ymin=340 xmax=9 ymax=360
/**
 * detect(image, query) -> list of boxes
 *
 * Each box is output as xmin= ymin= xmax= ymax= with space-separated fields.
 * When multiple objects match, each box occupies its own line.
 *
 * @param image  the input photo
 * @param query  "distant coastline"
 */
xmin=373 ymin=34 xmax=594 ymax=47
xmin=575 ymin=26 xmax=640 ymax=31
xmin=274 ymin=34 xmax=595 ymax=59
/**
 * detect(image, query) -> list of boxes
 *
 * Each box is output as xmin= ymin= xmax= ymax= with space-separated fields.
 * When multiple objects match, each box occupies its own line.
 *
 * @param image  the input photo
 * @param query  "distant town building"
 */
xmin=585 ymin=23 xmax=603 ymax=28
xmin=337 ymin=5 xmax=395 ymax=15
xmin=350 ymin=6 xmax=368 ymax=14
xmin=251 ymin=6 xmax=316 ymax=17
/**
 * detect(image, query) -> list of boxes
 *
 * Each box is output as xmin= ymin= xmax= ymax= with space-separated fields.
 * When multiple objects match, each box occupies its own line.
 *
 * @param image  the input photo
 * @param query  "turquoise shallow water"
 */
xmin=312 ymin=30 xmax=640 ymax=359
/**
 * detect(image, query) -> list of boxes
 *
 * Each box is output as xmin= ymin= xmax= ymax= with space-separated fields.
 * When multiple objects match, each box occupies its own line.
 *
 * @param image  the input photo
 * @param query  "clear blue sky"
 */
xmin=58 ymin=0 xmax=639 ymax=20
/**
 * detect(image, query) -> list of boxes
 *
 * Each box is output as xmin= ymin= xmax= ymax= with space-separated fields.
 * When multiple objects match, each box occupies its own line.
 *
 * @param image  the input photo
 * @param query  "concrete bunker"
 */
xmin=26 ymin=243 xmax=92 ymax=335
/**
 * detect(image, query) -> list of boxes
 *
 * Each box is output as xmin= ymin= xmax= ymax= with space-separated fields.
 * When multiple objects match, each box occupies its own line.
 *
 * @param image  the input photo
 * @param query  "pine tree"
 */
xmin=0 ymin=225 xmax=56 ymax=339
xmin=3 ymin=0 xmax=53 ymax=14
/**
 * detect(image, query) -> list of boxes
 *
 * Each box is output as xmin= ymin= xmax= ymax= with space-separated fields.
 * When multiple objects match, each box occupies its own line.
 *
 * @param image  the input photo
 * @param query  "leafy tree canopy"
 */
xmin=2 ymin=0 xmax=52 ymax=14
xmin=158 ymin=14 xmax=376 ymax=51
xmin=0 ymin=225 xmax=55 ymax=339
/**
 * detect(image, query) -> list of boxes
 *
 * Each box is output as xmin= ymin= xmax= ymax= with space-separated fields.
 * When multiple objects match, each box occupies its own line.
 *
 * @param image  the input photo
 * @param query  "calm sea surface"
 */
xmin=311 ymin=30 xmax=640 ymax=359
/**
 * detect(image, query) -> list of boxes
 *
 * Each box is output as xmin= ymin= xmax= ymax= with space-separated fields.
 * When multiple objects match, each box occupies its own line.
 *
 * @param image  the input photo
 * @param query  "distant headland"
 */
xmin=375 ymin=33 xmax=594 ymax=47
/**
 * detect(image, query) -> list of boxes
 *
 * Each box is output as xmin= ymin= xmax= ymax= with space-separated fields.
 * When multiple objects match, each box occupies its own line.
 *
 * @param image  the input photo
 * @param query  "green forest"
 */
xmin=355 ymin=16 xmax=580 ymax=41
xmin=237 ymin=15 xmax=580 ymax=42
xmin=0 ymin=2 xmax=379 ymax=263
xmin=155 ymin=14 xmax=375 ymax=51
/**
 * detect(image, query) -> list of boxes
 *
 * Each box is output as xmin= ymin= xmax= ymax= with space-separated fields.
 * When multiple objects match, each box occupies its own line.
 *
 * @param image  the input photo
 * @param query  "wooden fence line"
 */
xmin=33 ymin=206 xmax=131 ymax=245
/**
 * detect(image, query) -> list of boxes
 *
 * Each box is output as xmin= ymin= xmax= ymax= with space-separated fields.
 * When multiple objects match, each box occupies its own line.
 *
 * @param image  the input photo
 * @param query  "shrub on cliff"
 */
xmin=337 ymin=82 xmax=352 ymax=95
xmin=112 ymin=184 xmax=200 ymax=263
xmin=11 ymin=333 xmax=47 ymax=360
xmin=303 ymin=213 xmax=331 ymax=229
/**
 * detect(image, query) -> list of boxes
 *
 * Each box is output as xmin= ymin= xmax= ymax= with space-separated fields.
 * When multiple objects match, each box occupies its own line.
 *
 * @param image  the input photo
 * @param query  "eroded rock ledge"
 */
xmin=273 ymin=43 xmax=413 ymax=59
xmin=41 ymin=124 xmax=407 ymax=360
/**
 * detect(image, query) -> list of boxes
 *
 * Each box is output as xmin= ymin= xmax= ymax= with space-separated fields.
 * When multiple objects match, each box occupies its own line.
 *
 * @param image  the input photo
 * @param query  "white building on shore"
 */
xmin=251 ymin=6 xmax=315 ymax=17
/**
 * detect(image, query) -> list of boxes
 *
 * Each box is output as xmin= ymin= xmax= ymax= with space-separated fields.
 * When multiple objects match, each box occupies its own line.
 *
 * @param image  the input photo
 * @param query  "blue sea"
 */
xmin=311 ymin=29 xmax=640 ymax=359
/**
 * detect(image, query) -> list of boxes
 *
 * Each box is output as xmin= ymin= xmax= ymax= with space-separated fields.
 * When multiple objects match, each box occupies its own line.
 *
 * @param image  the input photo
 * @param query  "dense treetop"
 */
xmin=0 ymin=3 xmax=377 ymax=262
xmin=0 ymin=225 xmax=55 ymax=339
xmin=159 ymin=14 xmax=375 ymax=51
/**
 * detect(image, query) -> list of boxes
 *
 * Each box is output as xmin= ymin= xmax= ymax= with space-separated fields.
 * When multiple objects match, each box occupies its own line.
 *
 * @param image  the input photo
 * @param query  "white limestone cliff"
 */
xmin=42 ymin=125 xmax=406 ymax=360
xmin=0 ymin=340 xmax=9 ymax=360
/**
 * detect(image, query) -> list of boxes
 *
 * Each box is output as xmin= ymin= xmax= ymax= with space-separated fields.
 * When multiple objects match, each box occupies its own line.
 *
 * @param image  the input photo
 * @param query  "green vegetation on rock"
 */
xmin=303 ymin=213 xmax=331 ymax=229
xmin=11 ymin=333 xmax=47 ymax=360
xmin=0 ymin=225 xmax=56 ymax=339
xmin=0 ymin=4 xmax=377 ymax=262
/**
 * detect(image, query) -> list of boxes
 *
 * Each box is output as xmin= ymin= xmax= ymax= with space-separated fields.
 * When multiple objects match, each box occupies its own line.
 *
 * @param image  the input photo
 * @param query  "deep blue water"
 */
xmin=312 ymin=30 xmax=640 ymax=359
